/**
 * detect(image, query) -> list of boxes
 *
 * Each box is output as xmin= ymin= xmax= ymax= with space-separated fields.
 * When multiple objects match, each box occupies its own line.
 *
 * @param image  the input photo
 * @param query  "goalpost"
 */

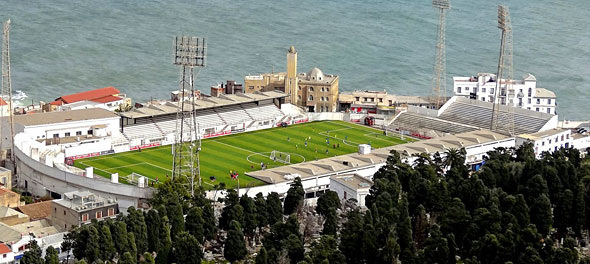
xmin=270 ymin=150 xmax=291 ymax=164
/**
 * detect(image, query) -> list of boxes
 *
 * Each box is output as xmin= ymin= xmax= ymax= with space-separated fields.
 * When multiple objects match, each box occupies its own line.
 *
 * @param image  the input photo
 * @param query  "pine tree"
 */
xmin=155 ymin=216 xmax=172 ymax=264
xmin=283 ymin=177 xmax=305 ymax=215
xmin=255 ymin=247 xmax=268 ymax=264
xmin=119 ymin=252 xmax=136 ymax=264
xmin=111 ymin=221 xmax=130 ymax=256
xmin=174 ymin=232 xmax=203 ymax=264
xmin=316 ymin=190 xmax=341 ymax=216
xmin=185 ymin=207 xmax=205 ymax=243
xmin=224 ymin=220 xmax=248 ymax=262
xmin=44 ymin=246 xmax=59 ymax=264
xmin=266 ymin=192 xmax=283 ymax=225
xmin=201 ymin=202 xmax=218 ymax=240
xmin=21 ymin=240 xmax=43 ymax=264
xmin=240 ymin=194 xmax=258 ymax=238
xmin=126 ymin=207 xmax=148 ymax=257
xmin=255 ymin=192 xmax=268 ymax=229
xmin=167 ymin=195 xmax=185 ymax=239
xmin=99 ymin=224 xmax=116 ymax=261
xmin=145 ymin=209 xmax=161 ymax=253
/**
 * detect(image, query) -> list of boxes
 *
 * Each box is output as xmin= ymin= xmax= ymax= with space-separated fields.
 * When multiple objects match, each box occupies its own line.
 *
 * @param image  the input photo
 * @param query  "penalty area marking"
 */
xmin=246 ymin=152 xmax=306 ymax=168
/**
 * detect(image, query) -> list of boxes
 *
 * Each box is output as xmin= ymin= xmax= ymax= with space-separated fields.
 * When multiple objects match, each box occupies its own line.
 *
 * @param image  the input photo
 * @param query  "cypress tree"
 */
xmin=255 ymin=247 xmax=268 ymax=264
xmin=99 ymin=224 xmax=116 ymax=261
xmin=155 ymin=216 xmax=172 ymax=264
xmin=240 ymin=194 xmax=258 ymax=238
xmin=224 ymin=220 xmax=248 ymax=262
xmin=283 ymin=177 xmax=305 ymax=215
xmin=202 ymin=202 xmax=218 ymax=240
xmin=119 ymin=252 xmax=136 ymax=264
xmin=174 ymin=231 xmax=203 ymax=264
xmin=255 ymin=192 xmax=268 ymax=229
xmin=44 ymin=246 xmax=59 ymax=264
xmin=145 ymin=209 xmax=161 ymax=253
xmin=185 ymin=207 xmax=205 ymax=243
xmin=266 ymin=192 xmax=283 ymax=225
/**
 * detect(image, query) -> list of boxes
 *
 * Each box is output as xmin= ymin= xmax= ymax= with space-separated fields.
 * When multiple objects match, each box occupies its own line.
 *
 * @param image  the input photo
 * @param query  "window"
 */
xmin=88 ymin=130 xmax=93 ymax=135
xmin=482 ymin=88 xmax=486 ymax=93
xmin=561 ymin=135 xmax=564 ymax=141
xmin=536 ymin=108 xmax=539 ymax=112
xmin=490 ymin=88 xmax=495 ymax=94
xmin=308 ymin=95 xmax=313 ymax=101
xmin=325 ymin=97 xmax=329 ymax=101
xmin=481 ymin=97 xmax=485 ymax=102
xmin=549 ymin=139 xmax=552 ymax=144
xmin=528 ymin=98 xmax=531 ymax=104
xmin=326 ymin=88 xmax=330 ymax=92
xmin=82 ymin=213 xmax=89 ymax=222
xmin=388 ymin=100 xmax=393 ymax=105
xmin=309 ymin=87 xmax=314 ymax=92
xmin=528 ymin=88 xmax=532 ymax=97
xmin=53 ymin=133 xmax=59 ymax=138
xmin=65 ymin=132 xmax=70 ymax=137
xmin=519 ymin=89 xmax=523 ymax=93
xmin=76 ymin=131 xmax=82 ymax=136
xmin=457 ymin=87 xmax=462 ymax=93
xmin=370 ymin=98 xmax=374 ymax=102
xmin=547 ymin=108 xmax=551 ymax=114
xmin=527 ymin=107 xmax=531 ymax=110
xmin=298 ymin=86 xmax=301 ymax=90
xmin=567 ymin=134 xmax=569 ymax=139
xmin=107 ymin=103 xmax=113 ymax=107
xmin=536 ymin=98 xmax=540 ymax=104
xmin=542 ymin=141 xmax=545 ymax=146
xmin=298 ymin=95 xmax=301 ymax=100
xmin=108 ymin=208 xmax=115 ymax=216
xmin=64 ymin=210 xmax=66 ymax=215
xmin=96 ymin=211 xmax=102 ymax=219
xmin=355 ymin=97 xmax=360 ymax=101
xmin=321 ymin=87 xmax=325 ymax=92
xmin=320 ymin=97 xmax=324 ymax=101
xmin=548 ymin=99 xmax=552 ymax=105
xmin=465 ymin=87 xmax=469 ymax=91
xmin=518 ymin=98 xmax=522 ymax=106
xmin=248 ymin=86 xmax=254 ymax=90
xmin=474 ymin=87 xmax=478 ymax=93
xmin=379 ymin=98 xmax=383 ymax=103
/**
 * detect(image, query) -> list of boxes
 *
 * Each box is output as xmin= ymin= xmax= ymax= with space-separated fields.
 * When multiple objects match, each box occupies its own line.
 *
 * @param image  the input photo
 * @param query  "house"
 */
xmin=46 ymin=87 xmax=131 ymax=112
xmin=17 ymin=201 xmax=52 ymax=221
xmin=0 ymin=167 xmax=11 ymax=189
xmin=516 ymin=129 xmax=573 ymax=159
xmin=50 ymin=191 xmax=118 ymax=231
xmin=0 ymin=243 xmax=15 ymax=264
xmin=0 ymin=98 xmax=9 ymax=118
xmin=330 ymin=174 xmax=372 ymax=208
xmin=0 ymin=189 xmax=22 ymax=208
xmin=0 ymin=207 xmax=29 ymax=226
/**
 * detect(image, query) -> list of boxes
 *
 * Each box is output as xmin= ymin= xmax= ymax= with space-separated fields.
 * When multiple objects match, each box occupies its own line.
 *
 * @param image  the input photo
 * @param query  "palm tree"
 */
xmin=443 ymin=148 xmax=466 ymax=170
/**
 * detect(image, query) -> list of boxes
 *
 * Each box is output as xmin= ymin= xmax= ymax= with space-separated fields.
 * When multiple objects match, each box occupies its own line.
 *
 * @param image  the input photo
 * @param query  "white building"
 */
xmin=516 ymin=129 xmax=572 ymax=158
xmin=330 ymin=174 xmax=372 ymax=207
xmin=453 ymin=73 xmax=557 ymax=115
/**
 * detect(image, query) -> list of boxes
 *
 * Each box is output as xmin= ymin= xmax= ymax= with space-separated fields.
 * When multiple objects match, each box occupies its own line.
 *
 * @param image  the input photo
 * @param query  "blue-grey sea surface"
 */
xmin=1 ymin=0 xmax=589 ymax=119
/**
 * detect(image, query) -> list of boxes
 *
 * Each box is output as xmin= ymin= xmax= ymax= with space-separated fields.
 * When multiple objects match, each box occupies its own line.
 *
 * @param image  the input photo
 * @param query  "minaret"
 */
xmin=286 ymin=46 xmax=298 ymax=105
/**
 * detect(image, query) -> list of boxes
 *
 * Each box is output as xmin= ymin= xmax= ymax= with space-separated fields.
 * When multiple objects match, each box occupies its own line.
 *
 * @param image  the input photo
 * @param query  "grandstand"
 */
xmin=118 ymin=91 xmax=289 ymax=142
xmin=391 ymin=111 xmax=479 ymax=135
xmin=438 ymin=97 xmax=556 ymax=135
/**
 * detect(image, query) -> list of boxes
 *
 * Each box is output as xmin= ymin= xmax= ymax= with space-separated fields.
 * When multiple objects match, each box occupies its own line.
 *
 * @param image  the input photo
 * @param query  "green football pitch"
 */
xmin=74 ymin=120 xmax=414 ymax=189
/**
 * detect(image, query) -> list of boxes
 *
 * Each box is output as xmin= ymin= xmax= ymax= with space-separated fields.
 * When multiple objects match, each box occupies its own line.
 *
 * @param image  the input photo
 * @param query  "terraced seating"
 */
xmin=392 ymin=112 xmax=478 ymax=134
xmin=216 ymin=105 xmax=252 ymax=124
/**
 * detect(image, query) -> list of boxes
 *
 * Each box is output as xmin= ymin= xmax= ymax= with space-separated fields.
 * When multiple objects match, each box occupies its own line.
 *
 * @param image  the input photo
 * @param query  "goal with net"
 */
xmin=270 ymin=150 xmax=291 ymax=164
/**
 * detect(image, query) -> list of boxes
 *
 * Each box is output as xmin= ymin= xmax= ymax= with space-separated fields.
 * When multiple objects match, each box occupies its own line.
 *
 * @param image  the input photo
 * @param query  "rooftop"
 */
xmin=518 ymin=128 xmax=568 ymax=141
xmin=535 ymin=88 xmax=556 ymax=98
xmin=120 ymin=91 xmax=287 ymax=119
xmin=331 ymin=174 xmax=373 ymax=191
xmin=0 ymin=243 xmax=10 ymax=254
xmin=17 ymin=201 xmax=52 ymax=221
xmin=54 ymin=86 xmax=121 ymax=104
xmin=53 ymin=191 xmax=117 ymax=212
xmin=0 ymin=188 xmax=19 ymax=198
xmin=13 ymin=108 xmax=118 ymax=126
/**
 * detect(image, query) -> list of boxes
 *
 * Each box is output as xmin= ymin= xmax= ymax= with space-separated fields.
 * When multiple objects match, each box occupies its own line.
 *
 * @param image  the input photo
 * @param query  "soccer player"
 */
xmin=304 ymin=141 xmax=307 ymax=147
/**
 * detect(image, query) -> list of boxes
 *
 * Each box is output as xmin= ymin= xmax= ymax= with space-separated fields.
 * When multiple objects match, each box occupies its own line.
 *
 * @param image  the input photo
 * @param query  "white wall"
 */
xmin=23 ymin=117 xmax=121 ymax=141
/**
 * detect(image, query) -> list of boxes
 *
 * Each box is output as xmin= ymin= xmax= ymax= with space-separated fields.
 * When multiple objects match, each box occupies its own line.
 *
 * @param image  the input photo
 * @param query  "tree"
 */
xmin=167 ymin=195 xmax=185 ymax=240
xmin=140 ymin=252 xmax=155 ymax=264
xmin=99 ymin=224 xmax=116 ymax=261
xmin=398 ymin=194 xmax=416 ymax=264
xmin=340 ymin=209 xmax=364 ymax=263
xmin=283 ymin=177 xmax=304 ymax=215
xmin=21 ymin=240 xmax=43 ymax=264
xmin=308 ymin=235 xmax=346 ymax=264
xmin=322 ymin=210 xmax=338 ymax=236
xmin=111 ymin=221 xmax=130 ymax=256
xmin=119 ymin=252 xmax=136 ymax=264
xmin=174 ymin=232 xmax=203 ymax=264
xmin=316 ymin=190 xmax=341 ymax=216
xmin=530 ymin=194 xmax=553 ymax=237
xmin=44 ymin=246 xmax=59 ymax=264
xmin=256 ymin=247 xmax=268 ymax=264
xmin=255 ymin=193 xmax=268 ymax=229
xmin=185 ymin=207 xmax=205 ymax=243
xmin=266 ymin=192 xmax=283 ymax=225
xmin=240 ymin=194 xmax=258 ymax=238
xmin=284 ymin=233 xmax=304 ymax=263
xmin=127 ymin=232 xmax=138 ymax=261
xmin=145 ymin=209 xmax=161 ymax=253
xmin=201 ymin=202 xmax=218 ymax=240
xmin=423 ymin=225 xmax=449 ymax=264
xmin=61 ymin=232 xmax=75 ymax=263
xmin=155 ymin=216 xmax=172 ymax=264
xmin=126 ymin=207 xmax=148 ymax=257
xmin=224 ymin=220 xmax=248 ymax=262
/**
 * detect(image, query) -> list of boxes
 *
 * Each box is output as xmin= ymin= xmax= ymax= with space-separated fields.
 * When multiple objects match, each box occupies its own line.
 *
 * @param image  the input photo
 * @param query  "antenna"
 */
xmin=490 ymin=5 xmax=515 ymax=135
xmin=171 ymin=36 xmax=206 ymax=196
xmin=1 ymin=19 xmax=15 ymax=162
xmin=430 ymin=0 xmax=450 ymax=109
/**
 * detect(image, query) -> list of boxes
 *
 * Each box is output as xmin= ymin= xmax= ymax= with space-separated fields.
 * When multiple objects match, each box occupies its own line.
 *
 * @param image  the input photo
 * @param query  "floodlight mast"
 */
xmin=1 ymin=19 xmax=15 ymax=163
xmin=490 ymin=5 xmax=515 ymax=135
xmin=171 ymin=36 xmax=206 ymax=196
xmin=430 ymin=0 xmax=450 ymax=109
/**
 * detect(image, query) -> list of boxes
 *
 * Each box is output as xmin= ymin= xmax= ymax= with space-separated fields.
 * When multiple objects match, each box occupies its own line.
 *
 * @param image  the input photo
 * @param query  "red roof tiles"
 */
xmin=91 ymin=95 xmax=122 ymax=103
xmin=0 ymin=244 xmax=10 ymax=254
xmin=54 ymin=87 xmax=120 ymax=104
xmin=0 ymin=98 xmax=7 ymax=106
xmin=17 ymin=201 xmax=52 ymax=220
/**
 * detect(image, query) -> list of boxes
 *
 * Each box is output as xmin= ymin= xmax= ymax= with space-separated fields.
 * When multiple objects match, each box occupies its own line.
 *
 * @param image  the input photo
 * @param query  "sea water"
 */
xmin=1 ymin=0 xmax=589 ymax=119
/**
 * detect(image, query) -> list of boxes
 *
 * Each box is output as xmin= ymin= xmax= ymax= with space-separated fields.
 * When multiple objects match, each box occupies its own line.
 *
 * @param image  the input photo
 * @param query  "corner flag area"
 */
xmin=74 ymin=121 xmax=414 ymax=189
